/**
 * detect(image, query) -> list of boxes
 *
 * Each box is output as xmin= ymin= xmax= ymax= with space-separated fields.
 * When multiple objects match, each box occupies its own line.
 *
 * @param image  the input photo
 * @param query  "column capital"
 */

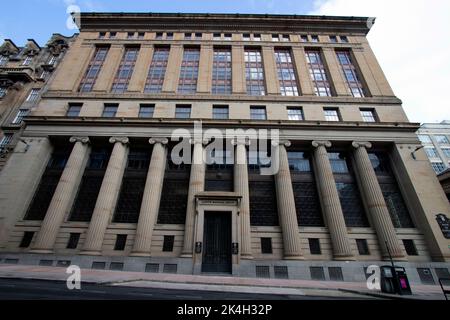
xmin=109 ymin=137 xmax=129 ymax=145
xmin=352 ymin=141 xmax=372 ymax=149
xmin=69 ymin=136 xmax=90 ymax=144
xmin=149 ymin=137 xmax=169 ymax=145
xmin=312 ymin=140 xmax=332 ymax=148
xmin=272 ymin=140 xmax=291 ymax=148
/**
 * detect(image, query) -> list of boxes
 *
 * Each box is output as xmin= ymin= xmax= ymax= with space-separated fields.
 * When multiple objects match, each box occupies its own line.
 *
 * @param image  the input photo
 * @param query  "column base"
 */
xmin=129 ymin=252 xmax=151 ymax=257
xmin=79 ymin=250 xmax=102 ymax=256
xmin=333 ymin=254 xmax=356 ymax=261
xmin=180 ymin=253 xmax=193 ymax=258
xmin=382 ymin=255 xmax=407 ymax=262
xmin=283 ymin=255 xmax=305 ymax=261
xmin=29 ymin=249 xmax=53 ymax=254
xmin=240 ymin=253 xmax=254 ymax=260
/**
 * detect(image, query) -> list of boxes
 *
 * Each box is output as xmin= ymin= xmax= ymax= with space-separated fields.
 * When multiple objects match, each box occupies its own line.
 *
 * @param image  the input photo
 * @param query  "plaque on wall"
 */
xmin=436 ymin=214 xmax=450 ymax=239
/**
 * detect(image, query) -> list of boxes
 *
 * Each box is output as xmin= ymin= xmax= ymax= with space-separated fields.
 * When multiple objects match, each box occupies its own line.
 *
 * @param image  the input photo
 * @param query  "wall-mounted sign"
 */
xmin=436 ymin=214 xmax=450 ymax=239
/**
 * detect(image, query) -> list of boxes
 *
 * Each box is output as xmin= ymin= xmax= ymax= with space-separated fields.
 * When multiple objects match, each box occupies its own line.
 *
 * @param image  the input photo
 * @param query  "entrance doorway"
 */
xmin=201 ymin=211 xmax=232 ymax=273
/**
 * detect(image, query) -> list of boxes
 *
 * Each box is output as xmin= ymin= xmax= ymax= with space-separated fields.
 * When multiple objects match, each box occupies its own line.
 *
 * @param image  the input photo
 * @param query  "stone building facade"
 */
xmin=0 ymin=13 xmax=449 ymax=284
xmin=0 ymin=34 xmax=76 ymax=170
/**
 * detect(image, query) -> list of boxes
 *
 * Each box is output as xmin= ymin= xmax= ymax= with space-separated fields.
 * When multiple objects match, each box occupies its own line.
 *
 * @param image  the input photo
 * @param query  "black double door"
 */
xmin=202 ymin=212 xmax=232 ymax=273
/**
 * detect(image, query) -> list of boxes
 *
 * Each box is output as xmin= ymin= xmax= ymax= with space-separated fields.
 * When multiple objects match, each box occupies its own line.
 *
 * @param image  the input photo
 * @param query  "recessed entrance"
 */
xmin=201 ymin=211 xmax=232 ymax=273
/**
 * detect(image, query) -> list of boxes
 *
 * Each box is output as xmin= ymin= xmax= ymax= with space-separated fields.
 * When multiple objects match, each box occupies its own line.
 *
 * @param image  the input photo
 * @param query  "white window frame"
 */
xmin=12 ymin=109 xmax=29 ymax=124
xmin=26 ymin=89 xmax=40 ymax=102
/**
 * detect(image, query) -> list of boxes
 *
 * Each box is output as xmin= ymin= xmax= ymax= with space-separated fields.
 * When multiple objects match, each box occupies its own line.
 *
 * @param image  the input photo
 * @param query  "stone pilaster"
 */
xmin=352 ymin=142 xmax=405 ymax=259
xmin=128 ymin=45 xmax=154 ymax=92
xmin=261 ymin=46 xmax=281 ymax=95
xmin=81 ymin=137 xmax=129 ymax=255
xmin=322 ymin=48 xmax=351 ymax=97
xmin=312 ymin=141 xmax=354 ymax=260
xmin=232 ymin=45 xmax=246 ymax=94
xmin=197 ymin=45 xmax=213 ymax=93
xmin=93 ymin=44 xmax=123 ymax=92
xmin=162 ymin=45 xmax=183 ymax=93
xmin=131 ymin=138 xmax=168 ymax=256
xmin=232 ymin=138 xmax=252 ymax=259
xmin=273 ymin=140 xmax=304 ymax=259
xmin=31 ymin=137 xmax=90 ymax=253
xmin=292 ymin=47 xmax=315 ymax=96
xmin=181 ymin=138 xmax=207 ymax=257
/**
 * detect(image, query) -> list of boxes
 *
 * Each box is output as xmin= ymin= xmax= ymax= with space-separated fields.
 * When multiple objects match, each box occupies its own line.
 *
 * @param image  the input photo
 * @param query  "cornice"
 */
xmin=42 ymin=91 xmax=403 ymax=105
xmin=23 ymin=116 xmax=420 ymax=133
xmin=77 ymin=13 xmax=374 ymax=35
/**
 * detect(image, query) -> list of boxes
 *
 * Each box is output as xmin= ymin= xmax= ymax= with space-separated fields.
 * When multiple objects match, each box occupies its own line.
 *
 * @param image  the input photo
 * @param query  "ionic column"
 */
xmin=31 ymin=137 xmax=90 ymax=253
xmin=81 ymin=137 xmax=129 ymax=255
xmin=181 ymin=139 xmax=207 ymax=257
xmin=352 ymin=142 xmax=405 ymax=259
xmin=273 ymin=141 xmax=304 ymax=260
xmin=233 ymin=138 xmax=252 ymax=259
xmin=312 ymin=141 xmax=354 ymax=260
xmin=131 ymin=138 xmax=168 ymax=256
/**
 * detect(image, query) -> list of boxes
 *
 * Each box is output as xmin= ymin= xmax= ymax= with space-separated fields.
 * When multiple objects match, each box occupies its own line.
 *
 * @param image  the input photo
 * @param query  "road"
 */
xmin=0 ymin=278 xmax=367 ymax=300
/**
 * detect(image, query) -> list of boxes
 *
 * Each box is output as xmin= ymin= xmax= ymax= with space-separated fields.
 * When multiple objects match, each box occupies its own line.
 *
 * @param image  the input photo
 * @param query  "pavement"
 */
xmin=0 ymin=263 xmax=447 ymax=300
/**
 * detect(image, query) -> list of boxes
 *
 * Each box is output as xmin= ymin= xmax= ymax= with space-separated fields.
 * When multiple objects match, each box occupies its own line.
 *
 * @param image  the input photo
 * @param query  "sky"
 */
xmin=1 ymin=0 xmax=449 ymax=124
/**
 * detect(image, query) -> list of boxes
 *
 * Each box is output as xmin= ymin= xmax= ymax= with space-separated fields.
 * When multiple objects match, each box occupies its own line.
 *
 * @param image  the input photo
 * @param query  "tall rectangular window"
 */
xmin=360 ymin=109 xmax=377 ymax=122
xmin=308 ymin=239 xmax=321 ymax=255
xmin=67 ymin=103 xmax=82 ymax=117
xmin=178 ymin=48 xmax=200 ymax=94
xmin=67 ymin=233 xmax=81 ymax=249
xmin=79 ymin=47 xmax=109 ymax=92
xmin=175 ymin=105 xmax=191 ymax=119
xmin=245 ymin=49 xmax=265 ymax=96
xmin=26 ymin=89 xmax=40 ymax=102
xmin=22 ymin=56 xmax=33 ymax=66
xmin=356 ymin=239 xmax=370 ymax=255
xmin=261 ymin=238 xmax=273 ymax=254
xmin=435 ymin=135 xmax=450 ymax=144
xmin=114 ymin=234 xmax=127 ymax=251
xmin=0 ymin=87 xmax=7 ymax=98
xmin=163 ymin=235 xmax=175 ymax=252
xmin=111 ymin=47 xmax=139 ymax=93
xmin=212 ymin=48 xmax=232 ymax=95
xmin=0 ymin=55 xmax=8 ymax=66
xmin=19 ymin=232 xmax=35 ymax=248
xmin=336 ymin=50 xmax=365 ymax=97
xmin=305 ymin=50 xmax=332 ymax=97
xmin=139 ymin=104 xmax=155 ymax=118
xmin=212 ymin=105 xmax=229 ymax=119
xmin=144 ymin=47 xmax=170 ymax=93
xmin=12 ymin=109 xmax=29 ymax=124
xmin=287 ymin=107 xmax=304 ymax=121
xmin=250 ymin=106 xmax=267 ymax=120
xmin=274 ymin=49 xmax=299 ymax=96
xmin=403 ymin=239 xmax=418 ymax=256
xmin=0 ymin=134 xmax=13 ymax=150
xmin=102 ymin=104 xmax=118 ymax=117
xmin=324 ymin=108 xmax=340 ymax=121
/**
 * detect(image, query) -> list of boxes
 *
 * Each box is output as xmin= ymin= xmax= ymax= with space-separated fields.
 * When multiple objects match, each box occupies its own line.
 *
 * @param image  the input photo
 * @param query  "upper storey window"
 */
xmin=224 ymin=34 xmax=232 ymax=41
xmin=212 ymin=48 xmax=232 ymax=95
xmin=156 ymin=33 xmax=163 ymax=40
xmin=305 ymin=50 xmax=332 ymax=97
xmin=243 ymin=33 xmax=251 ymax=41
xmin=111 ymin=47 xmax=139 ymax=93
xmin=311 ymin=35 xmax=319 ymax=42
xmin=281 ymin=34 xmax=290 ymax=42
xmin=144 ymin=47 xmax=170 ymax=94
xmin=340 ymin=36 xmax=349 ymax=43
xmin=213 ymin=33 xmax=221 ymax=40
xmin=336 ymin=50 xmax=365 ymax=98
xmin=253 ymin=34 xmax=261 ymax=41
xmin=0 ymin=55 xmax=8 ymax=66
xmin=79 ymin=47 xmax=109 ymax=92
xmin=166 ymin=33 xmax=174 ymax=40
xmin=274 ymin=49 xmax=299 ymax=96
xmin=184 ymin=33 xmax=192 ymax=40
xmin=99 ymin=32 xmax=106 ymax=39
xmin=245 ymin=49 xmax=265 ymax=96
xmin=178 ymin=48 xmax=200 ymax=94
xmin=329 ymin=35 xmax=338 ymax=43
xmin=109 ymin=32 xmax=117 ymax=39
xmin=22 ymin=55 xmax=33 ymax=66
xmin=300 ymin=35 xmax=308 ymax=42
xmin=272 ymin=34 xmax=279 ymax=42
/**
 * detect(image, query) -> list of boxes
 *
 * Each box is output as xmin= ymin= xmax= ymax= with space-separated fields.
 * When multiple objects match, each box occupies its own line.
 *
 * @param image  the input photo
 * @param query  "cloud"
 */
xmin=310 ymin=0 xmax=450 ymax=124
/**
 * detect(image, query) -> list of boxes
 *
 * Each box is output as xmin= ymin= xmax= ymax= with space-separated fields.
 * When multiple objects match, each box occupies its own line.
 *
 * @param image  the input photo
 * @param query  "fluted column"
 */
xmin=81 ymin=137 xmax=129 ymax=255
xmin=352 ymin=142 xmax=405 ymax=259
xmin=31 ymin=137 xmax=90 ymax=253
xmin=273 ymin=140 xmax=304 ymax=260
xmin=181 ymin=139 xmax=207 ymax=257
xmin=312 ymin=141 xmax=354 ymax=260
xmin=131 ymin=138 xmax=168 ymax=256
xmin=233 ymin=138 xmax=252 ymax=259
